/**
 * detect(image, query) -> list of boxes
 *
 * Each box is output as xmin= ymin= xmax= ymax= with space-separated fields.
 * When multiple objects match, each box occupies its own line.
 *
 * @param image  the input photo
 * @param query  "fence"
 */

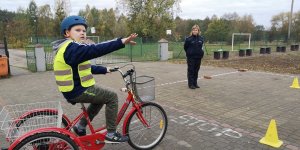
xmin=24 ymin=38 xmax=161 ymax=72
xmin=23 ymin=36 xmax=299 ymax=72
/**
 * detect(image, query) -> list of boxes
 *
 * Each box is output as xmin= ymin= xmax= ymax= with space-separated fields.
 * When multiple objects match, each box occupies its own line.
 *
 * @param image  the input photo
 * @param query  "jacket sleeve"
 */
xmin=64 ymin=38 xmax=125 ymax=65
xmin=91 ymin=65 xmax=107 ymax=74
xmin=184 ymin=37 xmax=189 ymax=51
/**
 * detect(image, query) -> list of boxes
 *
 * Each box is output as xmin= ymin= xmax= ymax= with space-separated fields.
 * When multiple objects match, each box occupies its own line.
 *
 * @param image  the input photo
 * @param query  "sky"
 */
xmin=0 ymin=0 xmax=299 ymax=28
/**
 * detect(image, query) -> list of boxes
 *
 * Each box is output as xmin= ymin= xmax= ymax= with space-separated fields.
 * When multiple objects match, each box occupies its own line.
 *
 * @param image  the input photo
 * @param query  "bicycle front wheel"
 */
xmin=125 ymin=102 xmax=168 ymax=150
xmin=12 ymin=132 xmax=79 ymax=150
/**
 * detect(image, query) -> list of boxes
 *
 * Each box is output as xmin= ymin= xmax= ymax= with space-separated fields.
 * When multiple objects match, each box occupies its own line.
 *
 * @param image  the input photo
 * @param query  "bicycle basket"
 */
xmin=0 ymin=101 xmax=63 ymax=142
xmin=133 ymin=76 xmax=155 ymax=102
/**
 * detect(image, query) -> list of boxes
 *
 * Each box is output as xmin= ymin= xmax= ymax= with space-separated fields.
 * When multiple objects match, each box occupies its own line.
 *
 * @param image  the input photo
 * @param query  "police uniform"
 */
xmin=184 ymin=35 xmax=204 ymax=89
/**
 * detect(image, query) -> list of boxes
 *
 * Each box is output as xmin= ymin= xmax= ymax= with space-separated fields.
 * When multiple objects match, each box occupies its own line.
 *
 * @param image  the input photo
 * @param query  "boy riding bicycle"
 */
xmin=52 ymin=15 xmax=138 ymax=143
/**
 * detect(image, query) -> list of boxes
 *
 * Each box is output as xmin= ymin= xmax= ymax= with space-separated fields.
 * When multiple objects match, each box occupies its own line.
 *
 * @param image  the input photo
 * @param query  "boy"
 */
xmin=52 ymin=15 xmax=137 ymax=143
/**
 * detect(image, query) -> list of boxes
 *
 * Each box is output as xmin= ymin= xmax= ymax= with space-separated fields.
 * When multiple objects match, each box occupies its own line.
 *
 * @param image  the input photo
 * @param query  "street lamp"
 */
xmin=31 ymin=15 xmax=38 ymax=44
xmin=33 ymin=18 xmax=38 ymax=44
xmin=288 ymin=0 xmax=294 ymax=42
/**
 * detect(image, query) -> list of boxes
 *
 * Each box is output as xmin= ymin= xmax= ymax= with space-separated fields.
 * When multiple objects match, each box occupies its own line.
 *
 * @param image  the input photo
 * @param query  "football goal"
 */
xmin=231 ymin=33 xmax=251 ymax=51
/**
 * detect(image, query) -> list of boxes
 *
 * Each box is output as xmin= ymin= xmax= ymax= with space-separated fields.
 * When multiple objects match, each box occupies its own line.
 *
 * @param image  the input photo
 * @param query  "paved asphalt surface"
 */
xmin=0 ymin=49 xmax=300 ymax=150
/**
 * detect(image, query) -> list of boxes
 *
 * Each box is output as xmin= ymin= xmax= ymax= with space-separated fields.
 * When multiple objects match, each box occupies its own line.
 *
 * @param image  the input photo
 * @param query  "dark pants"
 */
xmin=187 ymin=58 xmax=202 ymax=87
xmin=69 ymin=85 xmax=118 ymax=132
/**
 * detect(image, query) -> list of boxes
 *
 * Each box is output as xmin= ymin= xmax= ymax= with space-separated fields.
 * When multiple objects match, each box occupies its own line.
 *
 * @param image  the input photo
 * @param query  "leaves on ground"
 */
xmin=171 ymin=51 xmax=300 ymax=74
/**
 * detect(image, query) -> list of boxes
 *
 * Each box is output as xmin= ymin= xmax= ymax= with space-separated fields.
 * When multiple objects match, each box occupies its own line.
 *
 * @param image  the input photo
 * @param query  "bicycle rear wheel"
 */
xmin=8 ymin=110 xmax=69 ymax=141
xmin=15 ymin=110 xmax=69 ymax=128
xmin=12 ymin=132 xmax=79 ymax=150
xmin=125 ymin=102 xmax=168 ymax=149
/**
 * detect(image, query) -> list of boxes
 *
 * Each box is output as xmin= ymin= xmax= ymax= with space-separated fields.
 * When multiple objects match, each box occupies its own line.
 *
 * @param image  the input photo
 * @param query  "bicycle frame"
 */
xmin=8 ymin=91 xmax=149 ymax=150
xmin=70 ymin=90 xmax=149 ymax=148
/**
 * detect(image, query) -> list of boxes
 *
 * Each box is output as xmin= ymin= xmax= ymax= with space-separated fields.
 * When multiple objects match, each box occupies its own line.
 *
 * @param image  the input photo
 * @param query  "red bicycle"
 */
xmin=0 ymin=64 xmax=168 ymax=150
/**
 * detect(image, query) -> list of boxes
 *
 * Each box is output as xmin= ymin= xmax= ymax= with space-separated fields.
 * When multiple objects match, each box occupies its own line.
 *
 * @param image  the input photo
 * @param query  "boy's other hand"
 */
xmin=122 ymin=33 xmax=138 ymax=45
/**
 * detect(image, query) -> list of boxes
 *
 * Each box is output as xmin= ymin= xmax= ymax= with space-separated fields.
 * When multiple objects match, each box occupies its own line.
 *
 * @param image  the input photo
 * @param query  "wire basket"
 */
xmin=133 ymin=76 xmax=155 ymax=102
xmin=0 ymin=101 xmax=63 ymax=142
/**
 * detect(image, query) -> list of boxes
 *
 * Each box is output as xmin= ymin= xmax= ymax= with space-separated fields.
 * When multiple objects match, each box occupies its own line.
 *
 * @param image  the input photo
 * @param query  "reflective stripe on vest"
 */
xmin=53 ymin=40 xmax=95 ymax=92
xmin=78 ymin=61 xmax=95 ymax=87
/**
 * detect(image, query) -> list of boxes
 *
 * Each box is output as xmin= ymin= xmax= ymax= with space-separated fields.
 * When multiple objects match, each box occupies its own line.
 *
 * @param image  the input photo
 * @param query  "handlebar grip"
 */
xmin=122 ymin=69 xmax=134 ymax=78
xmin=109 ymin=67 xmax=119 ymax=72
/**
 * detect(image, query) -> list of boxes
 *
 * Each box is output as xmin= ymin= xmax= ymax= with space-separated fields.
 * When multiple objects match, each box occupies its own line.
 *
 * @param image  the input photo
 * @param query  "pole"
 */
xmin=288 ymin=0 xmax=294 ymax=41
xmin=232 ymin=33 xmax=234 ymax=51
xmin=35 ymin=18 xmax=38 ymax=44
xmin=3 ymin=18 xmax=11 ymax=76
xmin=4 ymin=37 xmax=11 ymax=76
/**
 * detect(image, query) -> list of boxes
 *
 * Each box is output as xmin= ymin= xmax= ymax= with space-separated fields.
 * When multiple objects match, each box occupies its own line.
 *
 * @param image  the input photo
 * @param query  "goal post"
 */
xmin=231 ymin=33 xmax=251 ymax=51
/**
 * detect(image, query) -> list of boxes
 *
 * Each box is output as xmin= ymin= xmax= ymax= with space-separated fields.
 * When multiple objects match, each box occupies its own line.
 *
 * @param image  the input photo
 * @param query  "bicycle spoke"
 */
xmin=136 ymin=126 xmax=148 ymax=146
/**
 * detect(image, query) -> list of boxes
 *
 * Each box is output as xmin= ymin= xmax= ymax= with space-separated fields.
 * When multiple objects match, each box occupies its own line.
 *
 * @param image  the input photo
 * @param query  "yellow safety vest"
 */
xmin=53 ymin=40 xmax=95 ymax=92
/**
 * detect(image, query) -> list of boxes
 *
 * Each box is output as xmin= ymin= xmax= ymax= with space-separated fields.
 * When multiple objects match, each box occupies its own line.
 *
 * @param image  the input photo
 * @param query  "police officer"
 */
xmin=184 ymin=24 xmax=204 ymax=89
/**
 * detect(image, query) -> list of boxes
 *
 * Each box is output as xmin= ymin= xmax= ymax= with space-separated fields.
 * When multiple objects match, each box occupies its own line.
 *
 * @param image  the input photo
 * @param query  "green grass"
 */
xmin=24 ymin=41 xmax=293 ymax=71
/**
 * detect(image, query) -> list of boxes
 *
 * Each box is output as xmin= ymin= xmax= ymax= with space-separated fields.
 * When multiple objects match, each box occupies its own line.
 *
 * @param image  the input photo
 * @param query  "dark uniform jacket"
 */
xmin=52 ymin=38 xmax=125 ymax=100
xmin=184 ymin=35 xmax=204 ymax=59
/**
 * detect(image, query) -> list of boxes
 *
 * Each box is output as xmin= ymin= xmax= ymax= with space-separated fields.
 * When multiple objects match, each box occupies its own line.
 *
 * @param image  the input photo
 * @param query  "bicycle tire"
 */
xmin=125 ymin=102 xmax=168 ymax=150
xmin=12 ymin=132 xmax=79 ymax=150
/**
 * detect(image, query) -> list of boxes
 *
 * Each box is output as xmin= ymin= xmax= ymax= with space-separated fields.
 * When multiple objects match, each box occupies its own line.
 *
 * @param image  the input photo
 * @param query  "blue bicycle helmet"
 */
xmin=60 ymin=16 xmax=88 ymax=35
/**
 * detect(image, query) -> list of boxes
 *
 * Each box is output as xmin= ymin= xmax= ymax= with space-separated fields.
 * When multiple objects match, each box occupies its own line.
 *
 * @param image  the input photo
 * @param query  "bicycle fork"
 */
xmin=135 ymin=105 xmax=150 ymax=128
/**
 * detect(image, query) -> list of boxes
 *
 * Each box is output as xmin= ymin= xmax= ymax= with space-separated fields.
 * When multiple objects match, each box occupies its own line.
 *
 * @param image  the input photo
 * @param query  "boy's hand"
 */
xmin=122 ymin=33 xmax=138 ymax=45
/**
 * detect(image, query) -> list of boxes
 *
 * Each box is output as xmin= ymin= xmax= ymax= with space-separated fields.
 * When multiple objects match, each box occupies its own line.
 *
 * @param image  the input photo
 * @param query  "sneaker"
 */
xmin=73 ymin=126 xmax=86 ymax=136
xmin=195 ymin=85 xmax=200 ymax=88
xmin=105 ymin=132 xmax=129 ymax=143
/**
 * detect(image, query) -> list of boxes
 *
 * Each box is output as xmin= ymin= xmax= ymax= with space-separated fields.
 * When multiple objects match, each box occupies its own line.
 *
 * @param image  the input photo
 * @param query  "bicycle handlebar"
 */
xmin=109 ymin=67 xmax=119 ymax=72
xmin=108 ymin=65 xmax=135 ymax=79
xmin=107 ymin=64 xmax=136 ymax=92
xmin=122 ymin=69 xmax=134 ymax=78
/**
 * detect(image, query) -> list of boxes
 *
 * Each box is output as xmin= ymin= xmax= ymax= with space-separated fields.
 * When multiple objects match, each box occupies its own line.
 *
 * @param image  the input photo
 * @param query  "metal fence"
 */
xmin=25 ymin=45 xmax=37 ymax=72
xmin=24 ymin=36 xmax=300 ymax=72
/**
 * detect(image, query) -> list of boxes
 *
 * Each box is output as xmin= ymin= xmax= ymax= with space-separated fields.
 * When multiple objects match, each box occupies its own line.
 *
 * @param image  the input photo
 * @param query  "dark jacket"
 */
xmin=184 ymin=35 xmax=204 ymax=59
xmin=52 ymin=38 xmax=125 ymax=100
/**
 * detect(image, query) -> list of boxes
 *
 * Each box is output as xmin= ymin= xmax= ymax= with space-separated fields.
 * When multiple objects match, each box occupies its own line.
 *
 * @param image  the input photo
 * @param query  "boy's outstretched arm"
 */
xmin=64 ymin=33 xmax=138 ymax=65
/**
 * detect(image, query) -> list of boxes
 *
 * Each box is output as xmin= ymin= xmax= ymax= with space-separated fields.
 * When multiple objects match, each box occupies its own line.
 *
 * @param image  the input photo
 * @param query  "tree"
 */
xmin=38 ymin=4 xmax=53 ymax=36
xmin=54 ymin=0 xmax=67 ymax=36
xmin=271 ymin=12 xmax=289 ymax=41
xmin=0 ymin=10 xmax=15 ymax=40
xmin=238 ymin=14 xmax=255 ymax=33
xmin=293 ymin=11 xmax=300 ymax=42
xmin=114 ymin=13 xmax=129 ymax=37
xmin=98 ymin=8 xmax=116 ymax=38
xmin=174 ymin=16 xmax=188 ymax=41
xmin=201 ymin=17 xmax=211 ymax=36
xmin=27 ymin=0 xmax=38 ymax=41
xmin=221 ymin=12 xmax=239 ymax=21
xmin=116 ymin=0 xmax=181 ymax=40
xmin=253 ymin=25 xmax=265 ymax=41
xmin=205 ymin=19 xmax=229 ymax=43
xmin=28 ymin=0 xmax=37 ymax=27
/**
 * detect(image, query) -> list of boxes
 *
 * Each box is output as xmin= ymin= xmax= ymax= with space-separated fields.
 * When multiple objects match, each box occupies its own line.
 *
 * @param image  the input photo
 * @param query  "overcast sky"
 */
xmin=1 ymin=0 xmax=299 ymax=28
